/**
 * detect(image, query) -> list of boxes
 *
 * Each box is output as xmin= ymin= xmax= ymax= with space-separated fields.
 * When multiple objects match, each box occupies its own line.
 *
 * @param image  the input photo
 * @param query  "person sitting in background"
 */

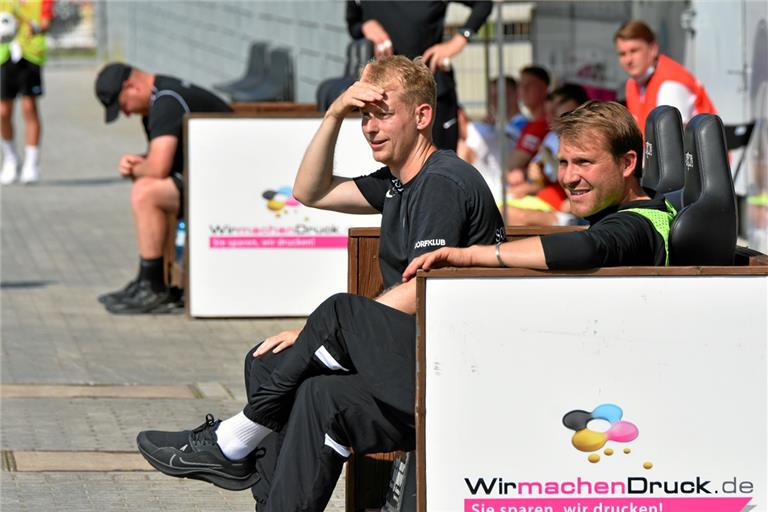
xmin=505 ymin=65 xmax=550 ymax=187
xmin=614 ymin=19 xmax=716 ymax=135
xmin=506 ymin=83 xmax=590 ymax=226
xmin=458 ymin=75 xmax=529 ymax=206
xmin=94 ymin=63 xmax=231 ymax=314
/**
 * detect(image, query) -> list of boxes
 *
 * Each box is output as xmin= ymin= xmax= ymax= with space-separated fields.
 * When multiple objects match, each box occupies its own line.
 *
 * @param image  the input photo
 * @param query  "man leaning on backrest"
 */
xmin=94 ymin=63 xmax=232 ymax=314
xmin=135 ymin=56 xmax=505 ymax=511
xmin=403 ymin=100 xmax=678 ymax=279
xmin=615 ymin=20 xmax=716 ymax=135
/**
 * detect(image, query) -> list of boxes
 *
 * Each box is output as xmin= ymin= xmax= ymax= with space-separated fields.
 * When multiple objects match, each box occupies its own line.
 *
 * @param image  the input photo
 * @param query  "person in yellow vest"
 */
xmin=403 ymin=101 xmax=677 ymax=277
xmin=0 ymin=0 xmax=53 ymax=184
xmin=614 ymin=19 xmax=716 ymax=136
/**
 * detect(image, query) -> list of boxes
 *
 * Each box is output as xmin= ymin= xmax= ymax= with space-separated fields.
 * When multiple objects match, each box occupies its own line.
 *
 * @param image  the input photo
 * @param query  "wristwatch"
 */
xmin=458 ymin=28 xmax=474 ymax=41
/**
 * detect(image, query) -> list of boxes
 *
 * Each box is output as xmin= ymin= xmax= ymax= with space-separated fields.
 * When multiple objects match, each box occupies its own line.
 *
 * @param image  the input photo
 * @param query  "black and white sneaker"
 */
xmin=105 ymin=280 xmax=174 ymax=315
xmin=137 ymin=414 xmax=261 ymax=491
xmin=97 ymin=278 xmax=139 ymax=305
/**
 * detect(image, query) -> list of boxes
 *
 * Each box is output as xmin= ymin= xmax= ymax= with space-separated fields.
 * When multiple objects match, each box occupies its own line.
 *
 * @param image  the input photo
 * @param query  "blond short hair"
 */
xmin=364 ymin=55 xmax=436 ymax=110
xmin=553 ymin=101 xmax=643 ymax=176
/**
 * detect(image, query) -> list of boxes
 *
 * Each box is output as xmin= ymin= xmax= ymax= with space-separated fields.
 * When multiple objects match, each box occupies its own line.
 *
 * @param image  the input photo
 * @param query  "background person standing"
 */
xmin=615 ymin=19 xmax=716 ymax=134
xmin=0 ymin=0 xmax=53 ymax=185
xmin=346 ymin=0 xmax=492 ymax=151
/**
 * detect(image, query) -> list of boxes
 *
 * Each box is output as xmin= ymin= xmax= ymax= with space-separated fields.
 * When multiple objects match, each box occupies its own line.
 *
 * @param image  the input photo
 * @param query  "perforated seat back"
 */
xmin=642 ymin=106 xmax=685 ymax=196
xmin=668 ymin=114 xmax=737 ymax=265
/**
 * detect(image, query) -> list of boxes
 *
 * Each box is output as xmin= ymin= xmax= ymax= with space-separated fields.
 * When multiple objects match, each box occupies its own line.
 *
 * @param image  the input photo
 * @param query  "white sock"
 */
xmin=215 ymin=411 xmax=272 ymax=461
xmin=23 ymin=145 xmax=39 ymax=168
xmin=1 ymin=139 xmax=18 ymax=165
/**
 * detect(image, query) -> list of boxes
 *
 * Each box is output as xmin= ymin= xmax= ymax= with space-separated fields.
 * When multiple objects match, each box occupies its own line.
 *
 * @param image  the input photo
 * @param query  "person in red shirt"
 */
xmin=506 ymin=66 xmax=550 ymax=188
xmin=615 ymin=20 xmax=716 ymax=135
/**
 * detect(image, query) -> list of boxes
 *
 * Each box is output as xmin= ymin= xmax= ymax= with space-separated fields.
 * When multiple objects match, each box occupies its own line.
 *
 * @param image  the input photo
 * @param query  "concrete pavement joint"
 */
xmin=4 ymin=451 xmax=152 ymax=472
xmin=0 ymin=384 xmax=198 ymax=399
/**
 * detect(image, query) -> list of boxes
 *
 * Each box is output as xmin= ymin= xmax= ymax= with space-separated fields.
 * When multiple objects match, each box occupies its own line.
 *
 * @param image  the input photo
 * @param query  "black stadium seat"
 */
xmin=668 ymin=114 xmax=738 ymax=266
xmin=230 ymin=47 xmax=294 ymax=102
xmin=214 ymin=42 xmax=268 ymax=95
xmin=642 ymin=105 xmax=686 ymax=199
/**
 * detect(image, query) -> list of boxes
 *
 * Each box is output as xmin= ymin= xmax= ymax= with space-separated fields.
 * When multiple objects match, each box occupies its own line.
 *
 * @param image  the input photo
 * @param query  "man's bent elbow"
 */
xmin=292 ymin=188 xmax=318 ymax=207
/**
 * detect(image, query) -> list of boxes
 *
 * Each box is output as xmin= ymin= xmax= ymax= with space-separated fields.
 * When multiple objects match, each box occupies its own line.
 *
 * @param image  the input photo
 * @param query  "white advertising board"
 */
xmin=187 ymin=117 xmax=380 ymax=317
xmin=422 ymin=274 xmax=767 ymax=512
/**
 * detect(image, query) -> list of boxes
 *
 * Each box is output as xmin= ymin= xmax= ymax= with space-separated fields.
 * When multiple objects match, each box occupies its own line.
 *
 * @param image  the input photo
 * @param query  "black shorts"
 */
xmin=1 ymin=58 xmax=44 ymax=99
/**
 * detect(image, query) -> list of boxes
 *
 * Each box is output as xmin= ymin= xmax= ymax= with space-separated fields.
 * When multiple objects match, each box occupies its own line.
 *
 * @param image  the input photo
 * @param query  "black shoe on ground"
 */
xmin=137 ymin=414 xmax=261 ymax=491
xmin=97 ymin=278 xmax=139 ymax=305
xmin=105 ymin=280 xmax=174 ymax=315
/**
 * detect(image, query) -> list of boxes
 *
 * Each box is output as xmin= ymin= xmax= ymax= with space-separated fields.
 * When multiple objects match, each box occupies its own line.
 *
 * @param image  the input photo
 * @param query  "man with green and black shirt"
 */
xmin=403 ymin=100 xmax=676 ymax=277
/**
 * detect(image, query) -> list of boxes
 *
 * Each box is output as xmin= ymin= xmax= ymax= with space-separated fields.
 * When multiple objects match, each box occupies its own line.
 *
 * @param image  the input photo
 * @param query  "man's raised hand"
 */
xmin=326 ymin=77 xmax=385 ymax=120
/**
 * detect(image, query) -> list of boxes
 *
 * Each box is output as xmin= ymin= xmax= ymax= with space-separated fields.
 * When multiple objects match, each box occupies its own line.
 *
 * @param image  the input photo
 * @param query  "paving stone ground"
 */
xmin=0 ymin=60 xmax=343 ymax=511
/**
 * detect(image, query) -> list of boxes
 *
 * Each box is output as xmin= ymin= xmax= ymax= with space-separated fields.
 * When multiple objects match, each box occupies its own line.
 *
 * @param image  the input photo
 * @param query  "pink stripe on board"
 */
xmin=209 ymin=236 xmax=348 ymax=249
xmin=463 ymin=497 xmax=751 ymax=512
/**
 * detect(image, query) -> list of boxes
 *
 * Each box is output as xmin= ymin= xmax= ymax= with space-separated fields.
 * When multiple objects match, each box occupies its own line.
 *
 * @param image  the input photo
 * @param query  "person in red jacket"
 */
xmin=615 ymin=19 xmax=716 ymax=135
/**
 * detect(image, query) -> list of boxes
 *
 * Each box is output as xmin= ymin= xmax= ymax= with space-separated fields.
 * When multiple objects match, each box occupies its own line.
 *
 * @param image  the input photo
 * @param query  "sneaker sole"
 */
xmin=137 ymin=439 xmax=260 ymax=491
xmin=106 ymin=300 xmax=180 ymax=315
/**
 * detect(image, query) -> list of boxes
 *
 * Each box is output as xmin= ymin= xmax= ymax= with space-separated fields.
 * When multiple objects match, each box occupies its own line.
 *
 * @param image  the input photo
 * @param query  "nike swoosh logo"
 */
xmin=170 ymin=453 xmax=224 ymax=468
xmin=386 ymin=190 xmax=396 ymax=198
xmin=442 ymin=117 xmax=457 ymax=129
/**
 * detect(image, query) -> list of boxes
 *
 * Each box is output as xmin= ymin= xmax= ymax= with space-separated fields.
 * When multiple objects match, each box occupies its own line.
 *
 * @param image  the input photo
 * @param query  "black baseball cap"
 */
xmin=95 ymin=63 xmax=132 ymax=123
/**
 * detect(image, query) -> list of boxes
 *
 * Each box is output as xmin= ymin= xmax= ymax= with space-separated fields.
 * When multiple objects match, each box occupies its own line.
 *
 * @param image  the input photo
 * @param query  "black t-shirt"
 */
xmin=541 ymin=196 xmax=670 ymax=269
xmin=355 ymin=150 xmax=506 ymax=288
xmin=346 ymin=1 xmax=492 ymax=59
xmin=141 ymin=75 xmax=232 ymax=178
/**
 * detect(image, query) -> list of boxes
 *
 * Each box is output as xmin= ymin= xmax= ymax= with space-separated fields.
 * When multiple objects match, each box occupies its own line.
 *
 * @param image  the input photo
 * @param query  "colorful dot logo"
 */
xmin=562 ymin=404 xmax=640 ymax=463
xmin=262 ymin=186 xmax=301 ymax=216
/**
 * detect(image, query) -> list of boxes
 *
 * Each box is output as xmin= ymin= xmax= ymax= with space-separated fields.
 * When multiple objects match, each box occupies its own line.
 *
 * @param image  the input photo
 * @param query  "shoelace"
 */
xmin=190 ymin=413 xmax=217 ymax=447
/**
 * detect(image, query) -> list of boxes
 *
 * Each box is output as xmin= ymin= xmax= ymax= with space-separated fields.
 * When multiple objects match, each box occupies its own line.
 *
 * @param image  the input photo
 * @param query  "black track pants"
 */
xmin=243 ymin=293 xmax=417 ymax=512
xmin=432 ymin=69 xmax=459 ymax=151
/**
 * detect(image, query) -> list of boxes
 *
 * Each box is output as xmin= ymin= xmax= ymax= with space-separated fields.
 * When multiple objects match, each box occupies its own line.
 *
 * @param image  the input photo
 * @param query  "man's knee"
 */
xmin=244 ymin=345 xmax=282 ymax=398
xmin=131 ymin=178 xmax=154 ymax=211
xmin=0 ymin=101 xmax=13 ymax=120
xmin=20 ymin=98 xmax=38 ymax=119
xmin=130 ymin=177 xmax=177 ymax=213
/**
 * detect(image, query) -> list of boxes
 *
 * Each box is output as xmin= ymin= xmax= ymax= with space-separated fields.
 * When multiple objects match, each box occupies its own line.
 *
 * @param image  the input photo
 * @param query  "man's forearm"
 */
xmin=131 ymin=160 xmax=170 ymax=179
xmin=292 ymin=113 xmax=345 ymax=205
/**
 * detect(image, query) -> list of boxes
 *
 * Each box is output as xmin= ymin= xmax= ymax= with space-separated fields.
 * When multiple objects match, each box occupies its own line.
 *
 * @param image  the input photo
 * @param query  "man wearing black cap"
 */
xmin=94 ymin=63 xmax=231 ymax=314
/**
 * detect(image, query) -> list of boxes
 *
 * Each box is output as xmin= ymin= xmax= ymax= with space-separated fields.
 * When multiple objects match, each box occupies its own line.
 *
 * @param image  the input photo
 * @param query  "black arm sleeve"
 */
xmin=353 ymin=166 xmax=392 ymax=212
xmin=541 ymin=212 xmax=663 ymax=269
xmin=346 ymin=1 xmax=364 ymax=39
xmin=456 ymin=1 xmax=493 ymax=32
xmin=147 ymin=97 xmax=185 ymax=140
xmin=406 ymin=175 xmax=467 ymax=261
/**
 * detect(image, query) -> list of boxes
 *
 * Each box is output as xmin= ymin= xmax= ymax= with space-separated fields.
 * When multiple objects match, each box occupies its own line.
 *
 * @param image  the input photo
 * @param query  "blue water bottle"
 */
xmin=175 ymin=220 xmax=186 ymax=263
